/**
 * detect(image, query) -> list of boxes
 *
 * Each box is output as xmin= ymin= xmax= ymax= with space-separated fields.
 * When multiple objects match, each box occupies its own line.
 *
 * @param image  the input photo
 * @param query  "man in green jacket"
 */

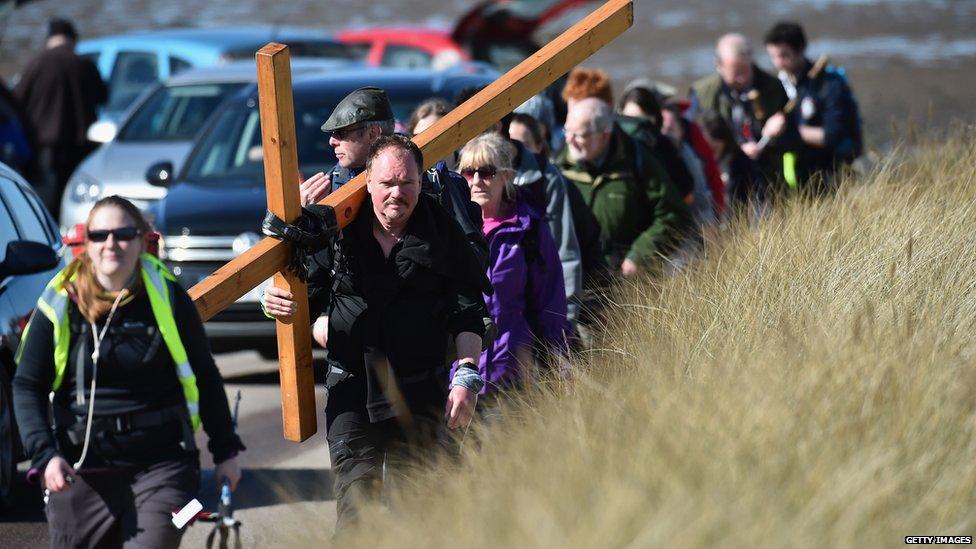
xmin=689 ymin=33 xmax=789 ymax=183
xmin=557 ymin=97 xmax=692 ymax=278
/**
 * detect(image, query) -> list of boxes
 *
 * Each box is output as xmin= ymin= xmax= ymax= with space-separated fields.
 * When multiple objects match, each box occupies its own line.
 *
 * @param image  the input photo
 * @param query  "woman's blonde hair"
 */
xmin=457 ymin=133 xmax=518 ymax=202
xmin=63 ymin=196 xmax=152 ymax=322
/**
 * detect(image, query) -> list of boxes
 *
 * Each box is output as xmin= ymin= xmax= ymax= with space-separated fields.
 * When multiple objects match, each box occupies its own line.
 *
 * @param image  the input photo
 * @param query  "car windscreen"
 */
xmin=182 ymin=92 xmax=435 ymax=185
xmin=118 ymin=83 xmax=246 ymax=142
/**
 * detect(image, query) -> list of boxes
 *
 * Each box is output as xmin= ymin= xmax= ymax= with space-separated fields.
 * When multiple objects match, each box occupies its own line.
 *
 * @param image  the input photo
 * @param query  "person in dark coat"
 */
xmin=763 ymin=21 xmax=863 ymax=192
xmin=13 ymin=18 xmax=107 ymax=213
xmin=301 ymin=88 xmax=488 ymax=347
xmin=261 ymin=135 xmax=489 ymax=531
xmin=689 ymin=33 xmax=789 ymax=185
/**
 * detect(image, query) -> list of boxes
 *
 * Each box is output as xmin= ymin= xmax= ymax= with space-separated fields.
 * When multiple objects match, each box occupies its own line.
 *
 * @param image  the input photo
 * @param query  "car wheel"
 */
xmin=0 ymin=365 xmax=18 ymax=508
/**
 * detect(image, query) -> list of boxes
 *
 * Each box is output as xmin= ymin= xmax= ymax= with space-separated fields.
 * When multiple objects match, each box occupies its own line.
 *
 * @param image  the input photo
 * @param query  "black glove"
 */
xmin=262 ymin=205 xmax=338 ymax=282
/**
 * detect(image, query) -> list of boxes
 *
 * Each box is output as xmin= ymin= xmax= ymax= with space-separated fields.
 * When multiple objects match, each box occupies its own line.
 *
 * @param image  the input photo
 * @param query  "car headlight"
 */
xmin=67 ymin=171 xmax=101 ymax=204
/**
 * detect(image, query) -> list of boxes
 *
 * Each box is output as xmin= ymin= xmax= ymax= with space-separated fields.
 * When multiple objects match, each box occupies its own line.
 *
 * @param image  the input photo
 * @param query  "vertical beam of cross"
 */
xmin=255 ymin=44 xmax=317 ymax=442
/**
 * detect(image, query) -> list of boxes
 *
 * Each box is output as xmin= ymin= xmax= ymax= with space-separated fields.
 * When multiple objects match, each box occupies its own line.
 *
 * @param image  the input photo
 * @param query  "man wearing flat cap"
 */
xmin=298 ymin=86 xmax=396 ymax=207
xmin=301 ymin=86 xmax=488 ymax=273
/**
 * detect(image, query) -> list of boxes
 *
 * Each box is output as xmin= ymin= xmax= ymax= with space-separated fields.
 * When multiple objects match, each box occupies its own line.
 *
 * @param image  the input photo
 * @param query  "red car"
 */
xmin=338 ymin=27 xmax=469 ymax=70
xmin=338 ymin=0 xmax=595 ymax=71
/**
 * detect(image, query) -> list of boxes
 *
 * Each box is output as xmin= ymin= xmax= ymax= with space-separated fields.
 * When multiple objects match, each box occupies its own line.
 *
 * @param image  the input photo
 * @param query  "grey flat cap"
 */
xmin=320 ymin=86 xmax=395 ymax=132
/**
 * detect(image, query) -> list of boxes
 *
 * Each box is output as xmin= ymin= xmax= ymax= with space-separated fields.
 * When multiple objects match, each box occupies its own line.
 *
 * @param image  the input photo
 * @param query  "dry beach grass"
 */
xmin=335 ymin=132 xmax=976 ymax=548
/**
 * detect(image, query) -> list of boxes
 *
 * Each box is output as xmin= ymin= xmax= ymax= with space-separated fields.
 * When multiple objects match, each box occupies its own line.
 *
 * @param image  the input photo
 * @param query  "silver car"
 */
xmin=59 ymin=59 xmax=350 ymax=231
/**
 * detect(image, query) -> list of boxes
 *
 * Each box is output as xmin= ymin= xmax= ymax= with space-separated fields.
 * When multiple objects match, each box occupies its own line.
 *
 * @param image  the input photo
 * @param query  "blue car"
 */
xmin=78 ymin=26 xmax=354 ymax=126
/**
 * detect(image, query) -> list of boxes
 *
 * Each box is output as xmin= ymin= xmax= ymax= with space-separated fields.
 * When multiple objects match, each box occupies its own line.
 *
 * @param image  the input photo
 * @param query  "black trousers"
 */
xmin=325 ymin=374 xmax=448 ymax=532
xmin=44 ymin=453 xmax=200 ymax=549
xmin=36 ymin=143 xmax=92 ymax=218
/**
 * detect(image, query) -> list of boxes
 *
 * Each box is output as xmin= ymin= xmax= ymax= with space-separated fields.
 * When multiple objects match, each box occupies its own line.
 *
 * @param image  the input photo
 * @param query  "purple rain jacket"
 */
xmin=458 ymin=198 xmax=570 ymax=394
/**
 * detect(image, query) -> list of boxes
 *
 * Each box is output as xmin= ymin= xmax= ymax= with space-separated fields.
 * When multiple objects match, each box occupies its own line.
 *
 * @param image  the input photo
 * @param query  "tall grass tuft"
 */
xmin=345 ymin=132 xmax=976 ymax=548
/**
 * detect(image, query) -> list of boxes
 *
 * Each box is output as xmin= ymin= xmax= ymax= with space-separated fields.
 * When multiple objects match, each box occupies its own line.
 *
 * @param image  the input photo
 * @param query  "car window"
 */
xmin=0 ymin=188 xmax=19 ymax=262
xmin=184 ymin=99 xmax=336 ymax=183
xmin=182 ymin=88 xmax=474 ymax=185
xmin=381 ymin=45 xmax=432 ymax=69
xmin=486 ymin=43 xmax=534 ymax=72
xmin=343 ymin=42 xmax=372 ymax=60
xmin=106 ymin=51 xmax=160 ymax=113
xmin=169 ymin=56 xmax=192 ymax=76
xmin=119 ymin=83 xmax=245 ymax=142
xmin=19 ymin=184 xmax=58 ymax=244
xmin=0 ymin=179 xmax=52 ymax=246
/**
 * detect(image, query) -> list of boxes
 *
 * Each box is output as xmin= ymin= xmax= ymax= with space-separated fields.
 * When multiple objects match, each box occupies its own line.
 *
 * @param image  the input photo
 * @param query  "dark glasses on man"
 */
xmin=87 ymin=227 xmax=141 ymax=242
xmin=330 ymin=124 xmax=365 ymax=141
xmin=460 ymin=165 xmax=499 ymax=179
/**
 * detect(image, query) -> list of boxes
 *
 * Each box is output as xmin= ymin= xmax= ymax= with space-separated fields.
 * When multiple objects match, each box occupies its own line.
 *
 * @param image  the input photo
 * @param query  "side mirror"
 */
xmin=0 ymin=240 xmax=59 ymax=279
xmin=86 ymin=120 xmax=118 ymax=143
xmin=146 ymin=161 xmax=174 ymax=187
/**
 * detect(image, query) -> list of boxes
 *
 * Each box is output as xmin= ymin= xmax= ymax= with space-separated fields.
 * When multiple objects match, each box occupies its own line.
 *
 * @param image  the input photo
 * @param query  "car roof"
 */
xmin=338 ymin=27 xmax=455 ymax=40
xmin=230 ymin=66 xmax=500 ymax=102
xmin=80 ymin=26 xmax=343 ymax=52
xmin=0 ymin=161 xmax=26 ymax=186
xmin=165 ymin=59 xmax=359 ymax=86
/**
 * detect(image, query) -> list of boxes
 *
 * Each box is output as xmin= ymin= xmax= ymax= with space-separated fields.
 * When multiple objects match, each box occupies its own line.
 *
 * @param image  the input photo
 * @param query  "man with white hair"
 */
xmin=689 ymin=33 xmax=789 ymax=183
xmin=556 ymin=97 xmax=692 ymax=278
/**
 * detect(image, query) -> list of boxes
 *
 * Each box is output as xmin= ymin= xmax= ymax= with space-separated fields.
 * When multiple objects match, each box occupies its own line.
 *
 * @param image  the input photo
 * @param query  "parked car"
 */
xmin=59 ymin=59 xmax=352 ymax=232
xmin=339 ymin=0 xmax=594 ymax=71
xmin=78 ymin=26 xmax=354 ymax=130
xmin=0 ymin=162 xmax=64 ymax=508
xmin=147 ymin=66 xmax=497 ymax=352
xmin=338 ymin=27 xmax=470 ymax=69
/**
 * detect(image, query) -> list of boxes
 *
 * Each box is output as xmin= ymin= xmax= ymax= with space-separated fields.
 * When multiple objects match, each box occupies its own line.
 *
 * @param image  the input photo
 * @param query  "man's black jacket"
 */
xmin=306 ymin=194 xmax=489 ymax=422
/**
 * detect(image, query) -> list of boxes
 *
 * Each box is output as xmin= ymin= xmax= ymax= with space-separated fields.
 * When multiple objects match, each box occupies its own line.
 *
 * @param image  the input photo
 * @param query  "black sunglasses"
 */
xmin=460 ymin=165 xmax=499 ymax=179
xmin=330 ymin=124 xmax=366 ymax=141
xmin=87 ymin=227 xmax=141 ymax=242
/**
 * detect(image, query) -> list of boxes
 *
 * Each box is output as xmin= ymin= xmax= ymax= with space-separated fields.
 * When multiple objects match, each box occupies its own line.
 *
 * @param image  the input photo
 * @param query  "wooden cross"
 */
xmin=187 ymin=0 xmax=634 ymax=442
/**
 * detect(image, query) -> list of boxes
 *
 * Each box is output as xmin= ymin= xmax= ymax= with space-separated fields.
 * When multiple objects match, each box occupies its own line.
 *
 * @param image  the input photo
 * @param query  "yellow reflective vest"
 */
xmin=23 ymin=253 xmax=201 ymax=431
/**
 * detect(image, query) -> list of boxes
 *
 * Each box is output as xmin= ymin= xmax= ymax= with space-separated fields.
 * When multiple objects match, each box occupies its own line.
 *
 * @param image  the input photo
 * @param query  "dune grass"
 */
xmin=340 ymin=132 xmax=976 ymax=548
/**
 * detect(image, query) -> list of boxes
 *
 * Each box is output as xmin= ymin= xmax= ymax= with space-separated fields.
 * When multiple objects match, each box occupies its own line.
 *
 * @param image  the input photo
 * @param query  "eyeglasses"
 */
xmin=564 ymin=129 xmax=597 ymax=140
xmin=330 ymin=124 xmax=365 ymax=141
xmin=460 ymin=165 xmax=500 ymax=180
xmin=87 ymin=227 xmax=141 ymax=242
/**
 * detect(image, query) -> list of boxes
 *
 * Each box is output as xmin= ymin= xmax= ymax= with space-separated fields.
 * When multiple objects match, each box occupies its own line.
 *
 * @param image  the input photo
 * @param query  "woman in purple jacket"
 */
xmin=455 ymin=133 xmax=570 ymax=402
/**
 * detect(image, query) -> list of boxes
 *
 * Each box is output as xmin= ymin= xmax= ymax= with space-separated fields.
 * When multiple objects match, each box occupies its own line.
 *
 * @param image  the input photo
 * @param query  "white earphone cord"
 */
xmin=73 ymin=289 xmax=128 ymax=470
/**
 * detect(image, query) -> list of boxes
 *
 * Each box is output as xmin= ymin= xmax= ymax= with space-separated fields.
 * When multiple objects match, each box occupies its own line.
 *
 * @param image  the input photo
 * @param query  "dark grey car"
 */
xmin=0 ymin=163 xmax=65 ymax=507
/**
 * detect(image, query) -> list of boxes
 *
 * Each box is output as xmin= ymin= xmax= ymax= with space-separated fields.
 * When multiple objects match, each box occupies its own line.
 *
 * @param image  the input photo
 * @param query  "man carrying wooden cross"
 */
xmin=187 ymin=0 xmax=634 ymax=530
xmin=263 ymin=134 xmax=490 ymax=530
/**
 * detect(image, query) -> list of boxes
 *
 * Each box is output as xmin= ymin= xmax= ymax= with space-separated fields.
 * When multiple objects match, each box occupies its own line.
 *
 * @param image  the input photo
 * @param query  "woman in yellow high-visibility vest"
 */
xmin=13 ymin=195 xmax=244 ymax=548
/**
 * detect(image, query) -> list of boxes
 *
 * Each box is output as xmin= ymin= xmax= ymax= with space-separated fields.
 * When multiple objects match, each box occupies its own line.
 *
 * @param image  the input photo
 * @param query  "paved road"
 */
xmin=0 ymin=351 xmax=338 ymax=548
